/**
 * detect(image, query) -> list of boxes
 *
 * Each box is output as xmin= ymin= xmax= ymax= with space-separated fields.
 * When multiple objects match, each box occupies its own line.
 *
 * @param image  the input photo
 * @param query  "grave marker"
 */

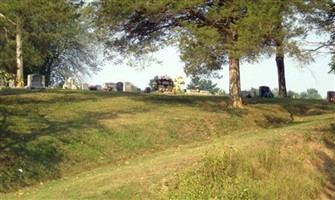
xmin=25 ymin=74 xmax=45 ymax=89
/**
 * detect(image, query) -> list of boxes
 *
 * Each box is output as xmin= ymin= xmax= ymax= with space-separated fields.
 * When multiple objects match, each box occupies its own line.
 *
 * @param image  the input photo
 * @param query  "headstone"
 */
xmin=242 ymin=90 xmax=252 ymax=98
xmin=327 ymin=91 xmax=335 ymax=103
xmin=103 ymin=82 xmax=115 ymax=91
xmin=259 ymin=86 xmax=273 ymax=98
xmin=63 ymin=77 xmax=75 ymax=89
xmin=116 ymin=82 xmax=123 ymax=91
xmin=123 ymin=82 xmax=132 ymax=92
xmin=25 ymin=74 xmax=45 ymax=89
xmin=154 ymin=76 xmax=174 ymax=92
xmin=96 ymin=85 xmax=102 ymax=90
xmin=82 ymin=83 xmax=89 ymax=90
xmin=186 ymin=89 xmax=212 ymax=95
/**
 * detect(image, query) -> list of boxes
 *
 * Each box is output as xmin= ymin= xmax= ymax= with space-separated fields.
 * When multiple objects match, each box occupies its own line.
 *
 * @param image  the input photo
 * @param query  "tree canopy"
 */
xmin=94 ymin=0 xmax=283 ymax=108
xmin=0 ymin=0 xmax=101 ymax=86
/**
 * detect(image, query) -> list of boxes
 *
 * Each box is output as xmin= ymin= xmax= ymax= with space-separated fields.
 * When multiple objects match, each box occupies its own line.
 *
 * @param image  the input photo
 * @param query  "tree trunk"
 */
xmin=229 ymin=57 xmax=243 ymax=108
xmin=275 ymin=41 xmax=287 ymax=98
xmin=16 ymin=22 xmax=24 ymax=88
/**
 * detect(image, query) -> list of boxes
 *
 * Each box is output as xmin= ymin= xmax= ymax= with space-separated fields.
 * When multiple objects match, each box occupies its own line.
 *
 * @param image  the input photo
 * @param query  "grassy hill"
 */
xmin=0 ymin=89 xmax=334 ymax=199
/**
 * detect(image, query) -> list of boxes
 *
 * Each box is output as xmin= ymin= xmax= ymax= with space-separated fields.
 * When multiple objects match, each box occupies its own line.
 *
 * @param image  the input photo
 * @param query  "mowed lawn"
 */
xmin=0 ymin=89 xmax=334 ymax=199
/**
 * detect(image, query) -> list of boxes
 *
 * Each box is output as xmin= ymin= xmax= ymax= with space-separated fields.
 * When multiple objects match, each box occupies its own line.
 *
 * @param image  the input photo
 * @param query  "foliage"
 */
xmin=287 ymin=88 xmax=322 ymax=99
xmin=167 ymin=144 xmax=322 ymax=200
xmin=327 ymin=3 xmax=335 ymax=73
xmin=287 ymin=90 xmax=299 ymax=98
xmin=94 ymin=0 xmax=285 ymax=107
xmin=0 ymin=0 xmax=101 ymax=85
xmin=172 ymin=76 xmax=185 ymax=93
xmin=301 ymin=88 xmax=322 ymax=99
xmin=187 ymin=77 xmax=220 ymax=95
xmin=216 ymin=89 xmax=227 ymax=96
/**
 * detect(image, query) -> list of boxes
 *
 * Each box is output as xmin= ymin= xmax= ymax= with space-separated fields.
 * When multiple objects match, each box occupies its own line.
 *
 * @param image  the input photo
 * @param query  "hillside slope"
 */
xmin=0 ymin=90 xmax=334 ymax=199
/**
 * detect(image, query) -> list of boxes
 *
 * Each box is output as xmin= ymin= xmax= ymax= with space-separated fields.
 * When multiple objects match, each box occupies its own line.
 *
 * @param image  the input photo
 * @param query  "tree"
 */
xmin=287 ymin=90 xmax=299 ymax=98
xmin=303 ymin=88 xmax=322 ymax=99
xmin=326 ymin=2 xmax=335 ymax=73
xmin=94 ymin=0 xmax=279 ymax=108
xmin=241 ymin=1 xmax=332 ymax=98
xmin=187 ymin=77 xmax=219 ymax=95
xmin=0 ymin=0 xmax=100 ymax=86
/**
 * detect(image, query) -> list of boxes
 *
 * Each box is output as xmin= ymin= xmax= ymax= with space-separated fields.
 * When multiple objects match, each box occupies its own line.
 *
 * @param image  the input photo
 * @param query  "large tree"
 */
xmin=94 ymin=0 xmax=278 ymax=108
xmin=259 ymin=0 xmax=332 ymax=98
xmin=0 ymin=0 xmax=100 ymax=87
xmin=323 ymin=1 xmax=335 ymax=73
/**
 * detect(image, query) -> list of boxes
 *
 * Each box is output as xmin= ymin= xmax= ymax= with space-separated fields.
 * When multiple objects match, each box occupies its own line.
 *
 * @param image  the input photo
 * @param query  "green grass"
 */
xmin=0 ymin=89 xmax=334 ymax=199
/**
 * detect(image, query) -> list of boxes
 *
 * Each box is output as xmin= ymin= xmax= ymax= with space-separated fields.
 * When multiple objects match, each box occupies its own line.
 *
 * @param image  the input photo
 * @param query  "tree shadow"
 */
xmin=316 ymin=149 xmax=335 ymax=199
xmin=253 ymin=114 xmax=309 ymax=129
xmin=315 ymin=124 xmax=335 ymax=199
xmin=245 ymin=98 xmax=335 ymax=116
xmin=0 ymin=89 xmax=122 ymax=106
xmin=128 ymin=94 xmax=247 ymax=115
xmin=0 ymin=96 xmax=147 ymax=193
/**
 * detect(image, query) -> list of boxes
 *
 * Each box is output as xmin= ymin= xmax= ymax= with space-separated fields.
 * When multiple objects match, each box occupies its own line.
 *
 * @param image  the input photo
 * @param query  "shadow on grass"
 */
xmin=0 ymin=98 xmax=145 ymax=193
xmin=128 ymin=94 xmax=239 ymax=114
xmin=0 ymin=107 xmax=65 ymax=193
xmin=317 ymin=150 xmax=335 ymax=199
xmin=315 ymin=123 xmax=335 ymax=199
xmin=245 ymin=97 xmax=335 ymax=116
xmin=0 ymin=89 xmax=127 ymax=106
xmin=254 ymin=114 xmax=310 ymax=128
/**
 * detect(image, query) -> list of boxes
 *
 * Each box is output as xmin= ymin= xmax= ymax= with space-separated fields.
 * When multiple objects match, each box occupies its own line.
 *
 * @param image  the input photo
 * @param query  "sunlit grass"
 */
xmin=0 ymin=89 xmax=334 ymax=199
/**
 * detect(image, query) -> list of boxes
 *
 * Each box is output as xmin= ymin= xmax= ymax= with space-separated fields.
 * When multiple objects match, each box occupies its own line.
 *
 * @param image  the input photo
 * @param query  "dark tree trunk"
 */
xmin=276 ymin=43 xmax=287 ymax=98
xmin=229 ymin=56 xmax=243 ymax=108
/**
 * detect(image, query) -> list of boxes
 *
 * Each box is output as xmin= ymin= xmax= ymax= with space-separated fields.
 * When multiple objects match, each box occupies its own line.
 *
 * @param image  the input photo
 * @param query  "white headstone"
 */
xmin=63 ymin=77 xmax=75 ymax=89
xmin=123 ymin=82 xmax=132 ymax=92
xmin=82 ymin=83 xmax=89 ymax=90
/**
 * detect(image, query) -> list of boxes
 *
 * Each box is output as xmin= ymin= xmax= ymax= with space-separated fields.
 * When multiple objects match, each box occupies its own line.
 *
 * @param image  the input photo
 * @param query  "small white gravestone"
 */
xmin=25 ymin=74 xmax=45 ymax=89
xmin=123 ymin=82 xmax=132 ymax=92
xmin=63 ymin=77 xmax=76 ymax=89
xmin=81 ymin=83 xmax=89 ymax=90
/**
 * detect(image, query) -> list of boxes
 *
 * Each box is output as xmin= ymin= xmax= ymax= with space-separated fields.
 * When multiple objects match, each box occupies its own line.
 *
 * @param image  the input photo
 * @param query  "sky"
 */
xmin=88 ymin=46 xmax=334 ymax=98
